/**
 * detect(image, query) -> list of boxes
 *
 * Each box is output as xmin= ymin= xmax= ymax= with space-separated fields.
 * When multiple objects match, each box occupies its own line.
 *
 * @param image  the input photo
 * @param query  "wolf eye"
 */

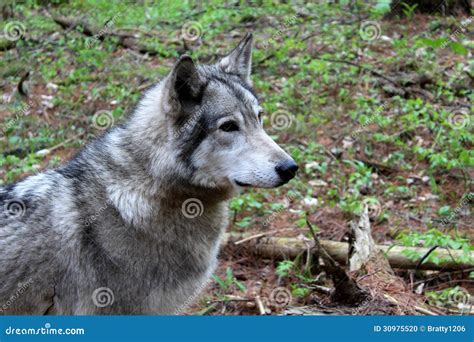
xmin=219 ymin=121 xmax=239 ymax=132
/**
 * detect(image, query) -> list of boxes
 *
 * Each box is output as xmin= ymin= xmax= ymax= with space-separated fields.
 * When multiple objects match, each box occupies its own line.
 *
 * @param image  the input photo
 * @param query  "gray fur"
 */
xmin=0 ymin=33 xmax=297 ymax=315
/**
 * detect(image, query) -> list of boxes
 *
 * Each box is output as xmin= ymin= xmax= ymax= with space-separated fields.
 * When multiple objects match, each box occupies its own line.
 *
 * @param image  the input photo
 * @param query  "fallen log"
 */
xmin=225 ymin=233 xmax=473 ymax=271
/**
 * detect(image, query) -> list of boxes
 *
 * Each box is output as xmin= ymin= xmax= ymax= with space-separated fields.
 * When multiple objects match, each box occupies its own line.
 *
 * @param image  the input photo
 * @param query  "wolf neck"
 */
xmin=96 ymin=82 xmax=231 ymax=228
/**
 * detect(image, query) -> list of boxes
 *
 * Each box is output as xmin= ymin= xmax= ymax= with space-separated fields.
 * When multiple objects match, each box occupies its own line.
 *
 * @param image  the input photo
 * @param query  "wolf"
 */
xmin=0 ymin=33 xmax=298 ymax=315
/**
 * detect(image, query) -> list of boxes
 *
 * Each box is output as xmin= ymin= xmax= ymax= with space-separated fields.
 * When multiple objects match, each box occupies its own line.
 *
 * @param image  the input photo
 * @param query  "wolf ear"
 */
xmin=219 ymin=33 xmax=253 ymax=84
xmin=166 ymin=55 xmax=204 ymax=111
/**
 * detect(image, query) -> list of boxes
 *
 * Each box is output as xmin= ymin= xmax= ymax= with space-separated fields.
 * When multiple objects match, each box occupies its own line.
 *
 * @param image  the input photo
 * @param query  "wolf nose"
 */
xmin=275 ymin=160 xmax=298 ymax=183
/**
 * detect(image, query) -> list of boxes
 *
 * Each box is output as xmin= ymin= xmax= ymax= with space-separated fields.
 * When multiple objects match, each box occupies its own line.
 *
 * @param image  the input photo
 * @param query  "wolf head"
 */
xmin=141 ymin=33 xmax=297 ymax=191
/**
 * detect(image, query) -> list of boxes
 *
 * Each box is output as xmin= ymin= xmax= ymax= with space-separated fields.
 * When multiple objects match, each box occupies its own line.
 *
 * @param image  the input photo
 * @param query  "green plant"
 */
xmin=276 ymin=260 xmax=295 ymax=278
xmin=400 ymin=2 xmax=418 ymax=19
xmin=396 ymin=229 xmax=473 ymax=265
xmin=212 ymin=267 xmax=246 ymax=293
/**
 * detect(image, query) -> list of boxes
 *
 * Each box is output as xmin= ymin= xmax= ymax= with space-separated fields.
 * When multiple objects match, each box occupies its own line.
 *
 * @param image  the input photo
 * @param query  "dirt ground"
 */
xmin=1 ymin=1 xmax=472 ymax=315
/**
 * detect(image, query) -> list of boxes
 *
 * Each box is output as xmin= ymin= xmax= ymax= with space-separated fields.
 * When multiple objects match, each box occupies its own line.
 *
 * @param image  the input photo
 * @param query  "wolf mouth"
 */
xmin=234 ymin=179 xmax=252 ymax=187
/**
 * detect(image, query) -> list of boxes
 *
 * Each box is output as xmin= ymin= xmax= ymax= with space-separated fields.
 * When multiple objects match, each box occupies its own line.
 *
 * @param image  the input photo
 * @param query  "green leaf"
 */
xmin=225 ymin=267 xmax=233 ymax=283
xmin=234 ymin=280 xmax=247 ymax=293
xmin=449 ymin=42 xmax=468 ymax=55
xmin=419 ymin=38 xmax=445 ymax=48
xmin=438 ymin=205 xmax=451 ymax=216
xmin=276 ymin=260 xmax=294 ymax=277
xmin=373 ymin=1 xmax=391 ymax=14
xmin=212 ymin=275 xmax=227 ymax=290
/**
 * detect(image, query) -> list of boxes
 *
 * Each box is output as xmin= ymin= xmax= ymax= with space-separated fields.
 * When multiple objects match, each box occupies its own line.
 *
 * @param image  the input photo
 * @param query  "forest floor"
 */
xmin=1 ymin=1 xmax=472 ymax=315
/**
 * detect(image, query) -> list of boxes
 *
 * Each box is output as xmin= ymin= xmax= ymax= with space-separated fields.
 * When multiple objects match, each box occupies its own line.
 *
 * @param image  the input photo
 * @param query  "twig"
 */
xmin=17 ymin=71 xmax=30 ymax=97
xmin=255 ymin=295 xmax=266 ymax=315
xmin=412 ymin=268 xmax=474 ymax=285
xmin=306 ymin=215 xmax=368 ymax=305
xmin=310 ymin=285 xmax=332 ymax=295
xmin=209 ymin=296 xmax=250 ymax=303
xmin=356 ymin=269 xmax=382 ymax=282
xmin=415 ymin=246 xmax=439 ymax=272
xmin=356 ymin=157 xmax=400 ymax=173
xmin=257 ymin=53 xmax=275 ymax=65
xmin=312 ymin=55 xmax=403 ymax=90
xmin=197 ymin=303 xmax=218 ymax=315
xmin=52 ymin=15 xmax=168 ymax=57
xmin=233 ymin=228 xmax=293 ymax=245
xmin=35 ymin=131 xmax=85 ymax=157
xmin=383 ymin=294 xmax=437 ymax=316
